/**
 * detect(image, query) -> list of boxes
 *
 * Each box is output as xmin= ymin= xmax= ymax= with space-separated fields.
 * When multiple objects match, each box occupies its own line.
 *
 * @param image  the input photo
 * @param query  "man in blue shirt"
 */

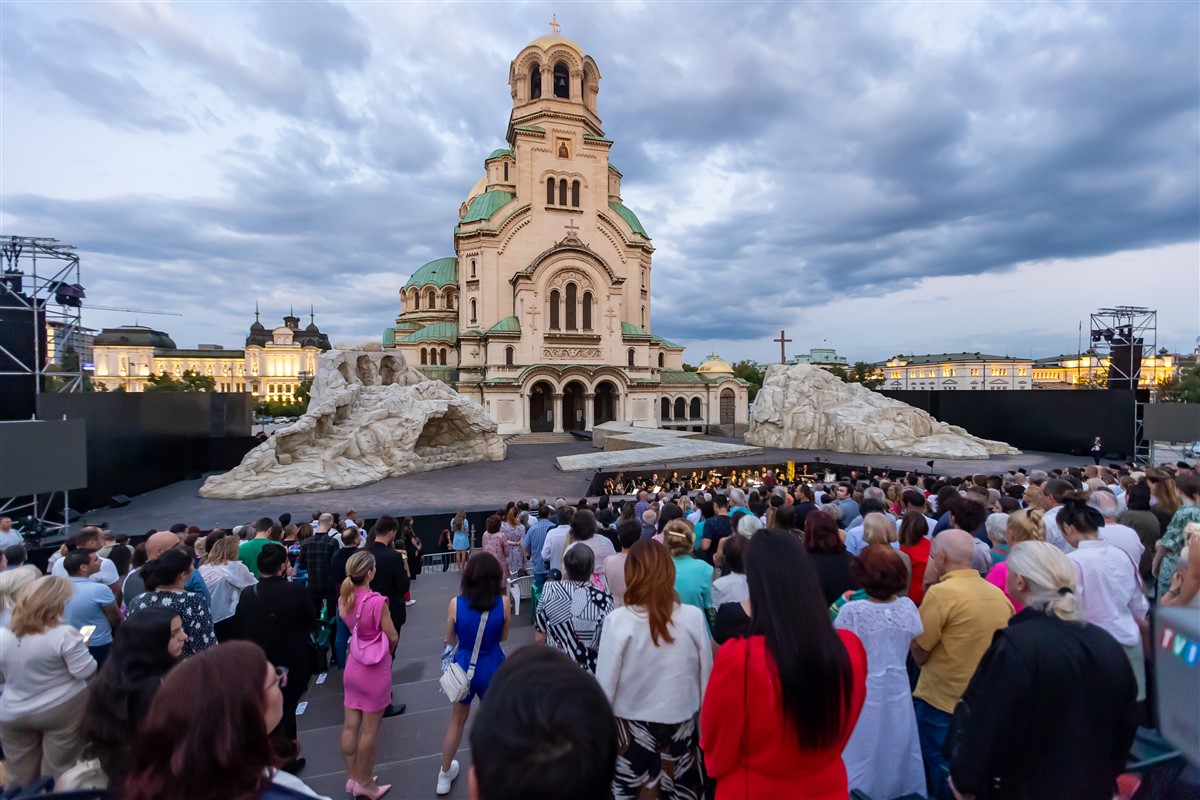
xmin=522 ymin=503 xmax=556 ymax=590
xmin=835 ymin=483 xmax=861 ymax=529
xmin=63 ymin=550 xmax=121 ymax=665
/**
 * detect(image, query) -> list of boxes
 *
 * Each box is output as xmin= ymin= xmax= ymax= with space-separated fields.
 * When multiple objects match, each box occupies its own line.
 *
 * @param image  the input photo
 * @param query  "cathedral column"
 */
xmin=552 ymin=393 xmax=564 ymax=433
xmin=584 ymin=392 xmax=595 ymax=431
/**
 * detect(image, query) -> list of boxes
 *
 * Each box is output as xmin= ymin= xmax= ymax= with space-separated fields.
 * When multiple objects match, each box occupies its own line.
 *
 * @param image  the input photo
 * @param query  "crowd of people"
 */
xmin=0 ymin=456 xmax=1196 ymax=799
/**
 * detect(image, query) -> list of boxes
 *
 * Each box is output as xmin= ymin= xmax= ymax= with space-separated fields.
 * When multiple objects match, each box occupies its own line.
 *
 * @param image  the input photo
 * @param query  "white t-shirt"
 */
xmin=0 ymin=529 xmax=22 ymax=549
xmin=51 ymin=555 xmax=120 ymax=587
xmin=0 ymin=624 xmax=96 ymax=720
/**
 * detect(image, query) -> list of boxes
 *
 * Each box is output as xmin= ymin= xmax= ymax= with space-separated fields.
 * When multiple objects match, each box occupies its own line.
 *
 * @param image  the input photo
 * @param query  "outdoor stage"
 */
xmin=78 ymin=436 xmax=1094 ymax=533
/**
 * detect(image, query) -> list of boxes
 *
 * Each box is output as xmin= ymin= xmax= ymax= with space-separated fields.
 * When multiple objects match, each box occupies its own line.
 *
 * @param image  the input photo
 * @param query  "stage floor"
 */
xmin=77 ymin=437 xmax=1091 ymax=533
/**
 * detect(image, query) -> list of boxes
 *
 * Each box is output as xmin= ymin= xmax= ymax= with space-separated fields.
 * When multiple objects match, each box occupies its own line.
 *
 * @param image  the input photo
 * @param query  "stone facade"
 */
xmin=383 ymin=33 xmax=749 ymax=435
xmin=747 ymin=364 xmax=1019 ymax=459
xmin=199 ymin=350 xmax=505 ymax=499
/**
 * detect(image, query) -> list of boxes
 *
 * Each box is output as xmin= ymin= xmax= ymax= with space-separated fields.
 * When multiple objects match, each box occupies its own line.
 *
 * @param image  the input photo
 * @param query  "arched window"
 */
xmin=503 ymin=162 xmax=509 ymax=182
xmin=641 ymin=306 xmax=646 ymax=328
xmin=470 ymin=259 xmax=477 ymax=278
xmin=558 ymin=178 xmax=568 ymax=206
xmin=674 ymin=398 xmax=686 ymax=419
xmin=549 ymin=290 xmax=561 ymax=330
xmin=445 ymin=292 xmax=455 ymax=310
xmin=571 ymin=180 xmax=580 ymax=207
xmin=582 ymin=291 xmax=593 ymax=330
xmin=426 ymin=288 xmax=436 ymax=309
xmin=413 ymin=291 xmax=420 ymax=310
xmin=690 ymin=397 xmax=702 ymax=419
xmin=440 ymin=348 xmax=447 ymax=366
xmin=565 ymin=283 xmax=578 ymax=330
xmin=420 ymin=348 xmax=427 ymax=365
xmin=658 ymin=352 xmax=665 ymax=368
xmin=546 ymin=177 xmax=555 ymax=205
xmin=505 ymin=346 xmax=514 ymax=366
xmin=627 ymin=349 xmax=635 ymax=367
xmin=530 ymin=64 xmax=542 ymax=99
xmin=660 ymin=397 xmax=670 ymax=419
xmin=553 ymin=62 xmax=569 ymax=98
xmin=470 ymin=298 xmax=478 ymax=324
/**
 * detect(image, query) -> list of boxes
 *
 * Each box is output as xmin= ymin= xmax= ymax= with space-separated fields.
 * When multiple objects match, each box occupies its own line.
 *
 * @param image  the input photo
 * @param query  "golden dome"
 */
xmin=464 ymin=175 xmax=487 ymax=205
xmin=697 ymin=353 xmax=735 ymax=375
xmin=525 ymin=34 xmax=584 ymax=54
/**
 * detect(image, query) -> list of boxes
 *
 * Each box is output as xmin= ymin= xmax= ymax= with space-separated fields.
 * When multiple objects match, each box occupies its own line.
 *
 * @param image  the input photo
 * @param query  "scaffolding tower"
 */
xmin=1089 ymin=306 xmax=1156 ymax=463
xmin=0 ymin=236 xmax=85 ymax=396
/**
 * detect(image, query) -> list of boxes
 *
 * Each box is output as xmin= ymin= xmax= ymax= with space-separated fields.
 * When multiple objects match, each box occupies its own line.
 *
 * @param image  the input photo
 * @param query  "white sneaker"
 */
xmin=436 ymin=759 xmax=459 ymax=795
xmin=405 ymin=599 xmax=416 ymax=606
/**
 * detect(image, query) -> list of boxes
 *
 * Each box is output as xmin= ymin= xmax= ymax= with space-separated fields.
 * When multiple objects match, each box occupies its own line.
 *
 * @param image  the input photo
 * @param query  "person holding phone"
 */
xmin=63 ymin=551 xmax=122 ymax=666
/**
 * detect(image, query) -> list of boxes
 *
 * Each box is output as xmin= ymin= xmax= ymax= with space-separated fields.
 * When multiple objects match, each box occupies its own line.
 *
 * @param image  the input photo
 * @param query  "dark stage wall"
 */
xmin=880 ymin=389 xmax=1143 ymax=457
xmin=36 ymin=392 xmax=257 ymax=512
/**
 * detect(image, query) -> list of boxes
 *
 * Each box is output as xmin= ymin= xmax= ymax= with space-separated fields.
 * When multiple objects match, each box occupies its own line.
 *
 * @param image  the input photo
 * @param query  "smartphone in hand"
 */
xmin=79 ymin=625 xmax=96 ymax=644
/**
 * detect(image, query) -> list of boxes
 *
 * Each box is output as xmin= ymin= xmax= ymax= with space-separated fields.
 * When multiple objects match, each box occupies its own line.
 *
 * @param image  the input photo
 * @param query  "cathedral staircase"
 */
xmin=505 ymin=432 xmax=578 ymax=445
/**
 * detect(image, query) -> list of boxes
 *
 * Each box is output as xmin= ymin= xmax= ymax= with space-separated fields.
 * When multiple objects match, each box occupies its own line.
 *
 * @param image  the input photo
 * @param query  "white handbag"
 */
xmin=439 ymin=609 xmax=490 ymax=703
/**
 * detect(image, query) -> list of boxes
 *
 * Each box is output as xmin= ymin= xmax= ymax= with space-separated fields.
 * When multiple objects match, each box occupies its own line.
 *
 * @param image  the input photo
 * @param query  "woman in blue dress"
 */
xmin=436 ymin=551 xmax=509 ymax=796
xmin=450 ymin=509 xmax=471 ymax=572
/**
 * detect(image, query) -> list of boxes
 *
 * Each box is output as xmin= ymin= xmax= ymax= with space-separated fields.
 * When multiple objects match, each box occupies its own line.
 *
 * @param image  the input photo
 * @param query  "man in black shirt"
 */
xmin=698 ymin=494 xmax=732 ymax=565
xmin=297 ymin=524 xmax=339 ymax=617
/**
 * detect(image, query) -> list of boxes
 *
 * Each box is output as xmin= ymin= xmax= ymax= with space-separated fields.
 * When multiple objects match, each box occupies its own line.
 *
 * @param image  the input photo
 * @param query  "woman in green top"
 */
xmin=662 ymin=520 xmax=714 ymax=619
xmin=1154 ymin=474 xmax=1200 ymax=597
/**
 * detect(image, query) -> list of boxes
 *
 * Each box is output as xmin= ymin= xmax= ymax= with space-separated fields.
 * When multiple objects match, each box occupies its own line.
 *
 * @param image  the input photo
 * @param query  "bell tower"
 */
xmin=507 ymin=29 xmax=603 ymax=139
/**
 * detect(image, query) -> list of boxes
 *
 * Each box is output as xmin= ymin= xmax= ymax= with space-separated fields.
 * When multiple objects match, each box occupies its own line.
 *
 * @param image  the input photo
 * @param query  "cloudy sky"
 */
xmin=3 ymin=1 xmax=1197 ymax=365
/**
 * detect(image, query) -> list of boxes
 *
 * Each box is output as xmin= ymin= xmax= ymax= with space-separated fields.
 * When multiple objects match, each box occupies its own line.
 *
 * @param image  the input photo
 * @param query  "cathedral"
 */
xmin=384 ymin=32 xmax=749 ymax=435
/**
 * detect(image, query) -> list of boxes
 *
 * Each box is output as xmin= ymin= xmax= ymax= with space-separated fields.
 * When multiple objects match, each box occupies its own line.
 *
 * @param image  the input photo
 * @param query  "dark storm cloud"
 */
xmin=1 ymin=1 xmax=1196 ymax=350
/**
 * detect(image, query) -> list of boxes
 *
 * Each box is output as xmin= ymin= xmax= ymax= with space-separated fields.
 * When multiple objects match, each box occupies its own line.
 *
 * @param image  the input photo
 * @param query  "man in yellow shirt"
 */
xmin=911 ymin=529 xmax=1013 ymax=797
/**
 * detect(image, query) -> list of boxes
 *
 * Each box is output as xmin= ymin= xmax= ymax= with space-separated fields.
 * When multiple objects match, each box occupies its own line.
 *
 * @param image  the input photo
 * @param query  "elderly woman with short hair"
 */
xmin=985 ymin=512 xmax=1012 ymax=564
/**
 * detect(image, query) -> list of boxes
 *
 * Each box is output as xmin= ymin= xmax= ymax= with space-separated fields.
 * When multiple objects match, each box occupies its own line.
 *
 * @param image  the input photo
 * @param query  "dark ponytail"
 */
xmin=1057 ymin=494 xmax=1103 ymax=534
xmin=141 ymin=549 xmax=192 ymax=592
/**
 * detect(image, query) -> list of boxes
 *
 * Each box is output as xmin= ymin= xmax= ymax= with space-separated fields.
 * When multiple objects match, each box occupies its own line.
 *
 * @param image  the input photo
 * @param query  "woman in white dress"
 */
xmin=834 ymin=544 xmax=926 ymax=800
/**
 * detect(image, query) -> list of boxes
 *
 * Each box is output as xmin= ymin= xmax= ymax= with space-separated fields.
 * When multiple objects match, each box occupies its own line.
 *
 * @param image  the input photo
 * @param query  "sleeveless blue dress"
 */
xmin=452 ymin=594 xmax=505 ymax=704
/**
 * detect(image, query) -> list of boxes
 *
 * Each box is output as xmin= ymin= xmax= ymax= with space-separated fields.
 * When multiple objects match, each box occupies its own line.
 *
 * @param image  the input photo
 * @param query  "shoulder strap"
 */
xmin=464 ymin=608 xmax=491 ymax=680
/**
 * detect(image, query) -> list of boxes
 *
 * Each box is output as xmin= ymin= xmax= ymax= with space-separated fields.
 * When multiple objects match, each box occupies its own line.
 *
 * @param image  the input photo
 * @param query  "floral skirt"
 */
xmin=612 ymin=715 xmax=705 ymax=800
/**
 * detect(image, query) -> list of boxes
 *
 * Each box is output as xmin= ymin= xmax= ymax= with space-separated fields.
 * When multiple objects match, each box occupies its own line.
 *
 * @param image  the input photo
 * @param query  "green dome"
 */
xmin=463 ymin=191 xmax=516 ymax=224
xmin=403 ymin=258 xmax=457 ymax=289
xmin=487 ymin=316 xmax=521 ymax=334
xmin=399 ymin=321 xmax=459 ymax=343
xmin=486 ymin=148 xmax=513 ymax=160
xmin=609 ymin=201 xmax=649 ymax=238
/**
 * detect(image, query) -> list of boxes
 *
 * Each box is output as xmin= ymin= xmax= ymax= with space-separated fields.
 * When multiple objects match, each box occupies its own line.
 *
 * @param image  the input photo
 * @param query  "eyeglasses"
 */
xmin=268 ymin=666 xmax=289 ymax=690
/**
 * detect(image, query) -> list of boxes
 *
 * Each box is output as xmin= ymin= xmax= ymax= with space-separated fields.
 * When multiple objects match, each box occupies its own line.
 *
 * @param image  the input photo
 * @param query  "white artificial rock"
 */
xmin=200 ymin=350 xmax=505 ymax=499
xmin=745 ymin=364 xmax=1020 ymax=459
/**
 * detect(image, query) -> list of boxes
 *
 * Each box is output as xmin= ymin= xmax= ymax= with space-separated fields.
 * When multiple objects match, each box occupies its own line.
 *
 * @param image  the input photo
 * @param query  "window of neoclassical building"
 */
xmin=582 ymin=291 xmax=593 ymax=330
xmin=426 ymin=288 xmax=436 ymax=309
xmin=530 ymin=63 xmax=542 ymax=99
xmin=470 ymin=259 xmax=477 ymax=278
xmin=503 ymin=162 xmax=509 ymax=182
xmin=440 ymin=348 xmax=448 ymax=366
xmin=627 ymin=349 xmax=635 ymax=367
xmin=553 ymin=62 xmax=569 ymax=98
xmin=420 ymin=348 xmax=427 ymax=365
xmin=565 ymin=283 xmax=578 ymax=330
xmin=505 ymin=346 xmax=514 ymax=366
xmin=571 ymin=180 xmax=580 ymax=207
xmin=558 ymin=178 xmax=568 ymax=206
xmin=549 ymin=290 xmax=561 ymax=329
xmin=470 ymin=299 xmax=478 ymax=324
xmin=658 ymin=352 xmax=665 ymax=368
xmin=546 ymin=178 xmax=555 ymax=205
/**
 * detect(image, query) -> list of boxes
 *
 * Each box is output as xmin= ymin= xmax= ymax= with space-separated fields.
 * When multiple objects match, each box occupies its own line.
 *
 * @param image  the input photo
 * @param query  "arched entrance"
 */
xmin=562 ymin=380 xmax=586 ymax=431
xmin=720 ymin=388 xmax=736 ymax=426
xmin=594 ymin=381 xmax=618 ymax=426
xmin=529 ymin=381 xmax=554 ymax=432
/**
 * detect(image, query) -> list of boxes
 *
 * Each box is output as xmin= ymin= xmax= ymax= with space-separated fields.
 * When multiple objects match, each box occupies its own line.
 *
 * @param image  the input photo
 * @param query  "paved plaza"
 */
xmin=296 ymin=566 xmax=536 ymax=799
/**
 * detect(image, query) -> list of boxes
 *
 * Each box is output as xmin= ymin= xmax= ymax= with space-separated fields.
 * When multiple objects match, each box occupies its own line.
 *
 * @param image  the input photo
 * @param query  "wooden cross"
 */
xmin=773 ymin=329 xmax=792 ymax=363
xmin=549 ymin=14 xmax=561 ymax=35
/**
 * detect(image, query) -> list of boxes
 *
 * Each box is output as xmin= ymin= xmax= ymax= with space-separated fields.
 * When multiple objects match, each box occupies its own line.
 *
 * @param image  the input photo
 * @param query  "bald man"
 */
xmin=122 ymin=530 xmax=212 ymax=607
xmin=910 ymin=529 xmax=1013 ymax=796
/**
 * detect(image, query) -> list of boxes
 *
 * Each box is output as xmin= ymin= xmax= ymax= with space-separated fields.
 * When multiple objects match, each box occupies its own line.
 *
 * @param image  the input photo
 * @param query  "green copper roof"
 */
xmin=403 ymin=257 xmax=457 ymax=289
xmin=609 ymin=201 xmax=649 ymax=238
xmin=399 ymin=322 xmax=459 ymax=343
xmin=621 ymin=321 xmax=650 ymax=338
xmin=463 ymin=191 xmax=516 ymax=224
xmin=651 ymin=333 xmax=684 ymax=350
xmin=487 ymin=316 xmax=521 ymax=335
xmin=659 ymin=369 xmax=713 ymax=385
xmin=514 ymin=125 xmax=545 ymax=133
xmin=486 ymin=148 xmax=514 ymax=160
xmin=583 ymin=134 xmax=613 ymax=143
xmin=459 ymin=328 xmax=485 ymax=339
xmin=382 ymin=328 xmax=396 ymax=346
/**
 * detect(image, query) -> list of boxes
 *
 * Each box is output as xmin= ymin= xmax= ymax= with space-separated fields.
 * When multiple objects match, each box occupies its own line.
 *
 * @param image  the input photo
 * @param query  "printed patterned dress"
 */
xmin=534 ymin=579 xmax=613 ymax=672
xmin=126 ymin=588 xmax=216 ymax=658
xmin=500 ymin=521 xmax=527 ymax=577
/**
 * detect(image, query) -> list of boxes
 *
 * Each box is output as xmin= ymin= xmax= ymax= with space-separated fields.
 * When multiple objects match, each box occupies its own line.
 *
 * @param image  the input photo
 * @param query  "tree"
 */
xmin=144 ymin=370 xmax=215 ymax=392
xmin=1158 ymin=364 xmax=1200 ymax=403
xmin=681 ymin=363 xmax=698 ymax=373
xmin=732 ymin=360 xmax=764 ymax=402
xmin=293 ymin=378 xmax=312 ymax=407
xmin=827 ymin=362 xmax=883 ymax=390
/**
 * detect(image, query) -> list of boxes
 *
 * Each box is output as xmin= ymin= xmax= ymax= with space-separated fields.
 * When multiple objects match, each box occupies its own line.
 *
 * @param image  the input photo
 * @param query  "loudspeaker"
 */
xmin=110 ymin=494 xmax=131 ymax=508
xmin=62 ymin=507 xmax=82 ymax=523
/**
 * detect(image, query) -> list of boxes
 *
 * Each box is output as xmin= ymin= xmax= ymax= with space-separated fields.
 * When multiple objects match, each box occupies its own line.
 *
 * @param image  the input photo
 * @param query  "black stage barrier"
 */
xmin=880 ymin=389 xmax=1142 ymax=457
xmin=35 ymin=392 xmax=257 ymax=512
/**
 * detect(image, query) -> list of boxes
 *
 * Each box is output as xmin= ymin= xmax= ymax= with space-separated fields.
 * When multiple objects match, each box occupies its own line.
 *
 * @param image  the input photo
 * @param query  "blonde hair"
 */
xmin=1006 ymin=508 xmax=1046 ymax=545
xmin=662 ymin=519 xmax=694 ymax=556
xmin=339 ymin=551 xmax=376 ymax=618
xmin=0 ymin=565 xmax=40 ymax=620
xmin=1006 ymin=541 xmax=1080 ymax=621
xmin=203 ymin=536 xmax=240 ymax=566
xmin=10 ymin=575 xmax=73 ymax=637
xmin=862 ymin=513 xmax=897 ymax=546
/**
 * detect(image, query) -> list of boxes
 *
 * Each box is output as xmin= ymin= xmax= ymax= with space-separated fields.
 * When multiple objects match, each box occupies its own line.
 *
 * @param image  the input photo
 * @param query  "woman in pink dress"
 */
xmin=339 ymin=551 xmax=398 ymax=799
xmin=481 ymin=514 xmax=510 ymax=583
xmin=499 ymin=505 xmax=527 ymax=578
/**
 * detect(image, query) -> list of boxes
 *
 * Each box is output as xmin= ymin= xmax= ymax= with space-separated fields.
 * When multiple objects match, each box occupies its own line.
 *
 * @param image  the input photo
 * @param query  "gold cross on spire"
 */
xmin=548 ymin=14 xmax=561 ymax=35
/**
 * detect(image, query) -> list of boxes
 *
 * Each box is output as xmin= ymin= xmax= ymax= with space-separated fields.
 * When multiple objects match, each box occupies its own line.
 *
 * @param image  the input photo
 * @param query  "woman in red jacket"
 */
xmin=700 ymin=528 xmax=867 ymax=800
